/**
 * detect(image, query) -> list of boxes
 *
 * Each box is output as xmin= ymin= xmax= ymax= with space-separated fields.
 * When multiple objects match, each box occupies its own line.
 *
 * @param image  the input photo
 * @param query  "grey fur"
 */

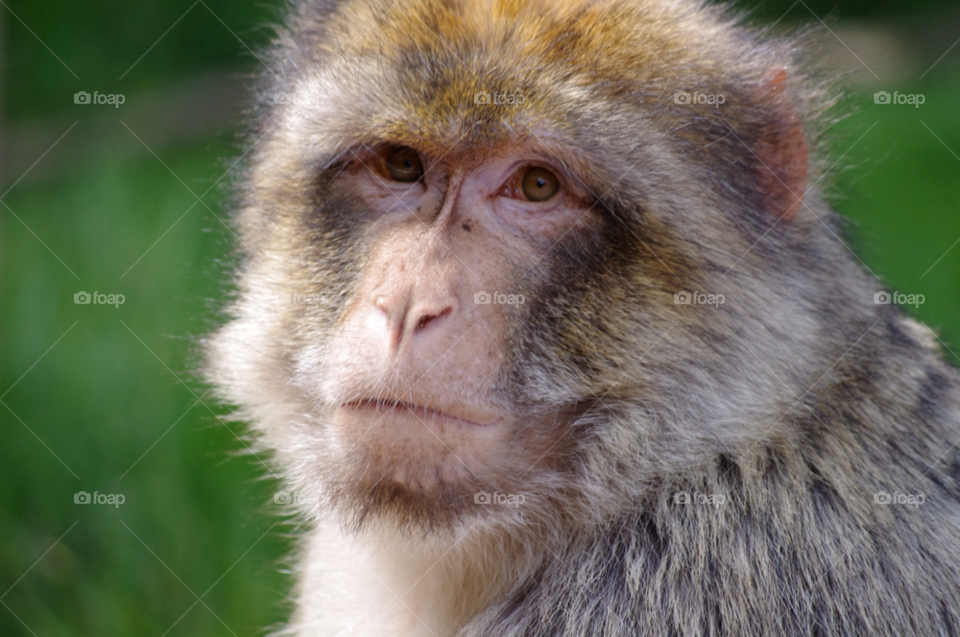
xmin=204 ymin=0 xmax=960 ymax=634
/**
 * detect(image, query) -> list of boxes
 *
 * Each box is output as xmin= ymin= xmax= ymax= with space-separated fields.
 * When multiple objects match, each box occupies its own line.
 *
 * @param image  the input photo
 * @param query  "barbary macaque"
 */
xmin=204 ymin=0 xmax=960 ymax=634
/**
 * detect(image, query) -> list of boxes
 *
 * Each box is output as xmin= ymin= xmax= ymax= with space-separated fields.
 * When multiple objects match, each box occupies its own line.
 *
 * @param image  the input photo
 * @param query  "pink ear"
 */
xmin=754 ymin=68 xmax=807 ymax=223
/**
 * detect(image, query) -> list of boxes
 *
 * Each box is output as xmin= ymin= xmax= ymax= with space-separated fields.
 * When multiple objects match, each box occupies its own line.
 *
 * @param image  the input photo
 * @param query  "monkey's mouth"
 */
xmin=341 ymin=399 xmax=500 ymax=427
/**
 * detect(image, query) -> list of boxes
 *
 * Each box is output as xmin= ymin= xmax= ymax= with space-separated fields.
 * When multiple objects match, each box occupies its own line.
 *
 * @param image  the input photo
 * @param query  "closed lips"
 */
xmin=342 ymin=399 xmax=499 ymax=427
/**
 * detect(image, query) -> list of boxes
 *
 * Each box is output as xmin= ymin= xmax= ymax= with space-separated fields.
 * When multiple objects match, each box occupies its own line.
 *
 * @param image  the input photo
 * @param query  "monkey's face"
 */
xmin=285 ymin=140 xmax=608 ymax=529
xmin=212 ymin=0 xmax=814 ymax=533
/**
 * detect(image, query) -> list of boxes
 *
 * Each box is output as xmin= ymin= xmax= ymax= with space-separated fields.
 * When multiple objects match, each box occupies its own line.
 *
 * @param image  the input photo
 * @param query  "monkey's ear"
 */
xmin=753 ymin=68 xmax=807 ymax=223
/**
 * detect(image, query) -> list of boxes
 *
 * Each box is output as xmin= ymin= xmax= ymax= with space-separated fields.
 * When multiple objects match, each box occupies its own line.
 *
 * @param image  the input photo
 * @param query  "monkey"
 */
xmin=203 ymin=0 xmax=960 ymax=635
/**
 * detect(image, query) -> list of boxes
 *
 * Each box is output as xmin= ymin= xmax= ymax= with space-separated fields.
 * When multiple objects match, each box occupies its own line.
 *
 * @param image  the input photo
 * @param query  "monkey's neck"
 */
xmin=339 ymin=521 xmax=543 ymax=636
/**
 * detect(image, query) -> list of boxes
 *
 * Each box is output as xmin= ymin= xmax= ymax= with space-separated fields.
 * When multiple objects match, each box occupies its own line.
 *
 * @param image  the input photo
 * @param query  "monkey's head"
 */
xmin=208 ymin=0 xmax=836 ymax=538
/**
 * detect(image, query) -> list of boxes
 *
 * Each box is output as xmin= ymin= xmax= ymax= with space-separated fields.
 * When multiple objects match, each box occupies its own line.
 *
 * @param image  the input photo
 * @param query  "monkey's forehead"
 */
xmin=271 ymin=0 xmax=752 ymax=154
xmin=295 ymin=0 xmax=737 ymax=67
xmin=311 ymin=0 xmax=728 ymax=65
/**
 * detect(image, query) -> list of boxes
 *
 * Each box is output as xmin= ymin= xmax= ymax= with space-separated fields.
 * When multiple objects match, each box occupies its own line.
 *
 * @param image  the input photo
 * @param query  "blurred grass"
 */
xmin=831 ymin=73 xmax=960 ymax=351
xmin=1 ymin=47 xmax=959 ymax=637
xmin=1 ymin=140 xmax=291 ymax=636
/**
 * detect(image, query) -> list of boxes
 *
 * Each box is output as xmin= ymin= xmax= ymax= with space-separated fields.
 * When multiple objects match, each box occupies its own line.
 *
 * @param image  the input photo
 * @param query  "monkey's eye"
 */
xmin=521 ymin=167 xmax=560 ymax=202
xmin=496 ymin=166 xmax=562 ymax=204
xmin=498 ymin=165 xmax=562 ymax=203
xmin=384 ymin=147 xmax=424 ymax=182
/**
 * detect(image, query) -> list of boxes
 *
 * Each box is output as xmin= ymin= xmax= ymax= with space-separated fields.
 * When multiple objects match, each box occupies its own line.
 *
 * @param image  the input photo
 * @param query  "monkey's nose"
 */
xmin=373 ymin=296 xmax=455 ymax=350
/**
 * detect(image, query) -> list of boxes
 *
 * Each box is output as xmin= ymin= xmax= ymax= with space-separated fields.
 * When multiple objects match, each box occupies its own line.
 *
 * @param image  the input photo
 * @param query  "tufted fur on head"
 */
xmin=205 ymin=0 xmax=960 ymax=635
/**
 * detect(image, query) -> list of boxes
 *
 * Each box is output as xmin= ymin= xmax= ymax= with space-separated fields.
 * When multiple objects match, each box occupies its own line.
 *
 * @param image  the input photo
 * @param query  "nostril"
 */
xmin=415 ymin=307 xmax=452 ymax=332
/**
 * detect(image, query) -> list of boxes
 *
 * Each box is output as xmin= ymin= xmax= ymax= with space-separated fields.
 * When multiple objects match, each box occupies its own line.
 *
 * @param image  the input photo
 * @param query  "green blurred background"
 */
xmin=1 ymin=0 xmax=958 ymax=635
